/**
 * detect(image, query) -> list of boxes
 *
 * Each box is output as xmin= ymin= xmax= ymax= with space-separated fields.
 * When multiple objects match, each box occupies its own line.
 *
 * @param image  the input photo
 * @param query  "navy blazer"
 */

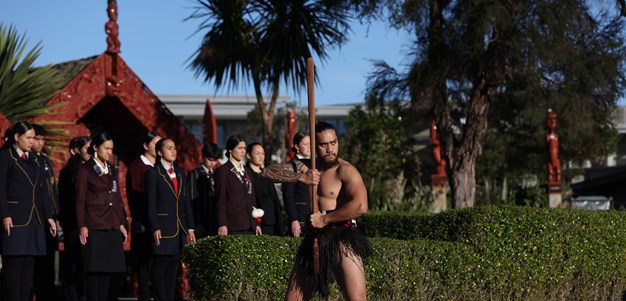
xmin=215 ymin=160 xmax=258 ymax=232
xmin=187 ymin=165 xmax=218 ymax=237
xmin=75 ymin=159 xmax=127 ymax=231
xmin=145 ymin=164 xmax=193 ymax=255
xmin=0 ymin=147 xmax=52 ymax=255
xmin=282 ymin=158 xmax=310 ymax=223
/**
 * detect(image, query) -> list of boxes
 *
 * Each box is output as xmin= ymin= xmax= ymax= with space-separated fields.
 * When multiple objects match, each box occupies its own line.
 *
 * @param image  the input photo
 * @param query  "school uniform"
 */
xmin=57 ymin=158 xmax=85 ymax=301
xmin=75 ymin=158 xmax=127 ymax=301
xmin=126 ymin=155 xmax=154 ymax=301
xmin=33 ymin=153 xmax=60 ymax=301
xmin=215 ymin=160 xmax=259 ymax=234
xmin=0 ymin=146 xmax=52 ymax=301
xmin=145 ymin=162 xmax=193 ymax=301
xmin=246 ymin=165 xmax=284 ymax=236
xmin=187 ymin=164 xmax=218 ymax=238
xmin=282 ymin=157 xmax=311 ymax=233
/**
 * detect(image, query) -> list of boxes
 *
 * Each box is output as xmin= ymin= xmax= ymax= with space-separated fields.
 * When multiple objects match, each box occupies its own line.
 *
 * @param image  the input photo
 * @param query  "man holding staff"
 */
xmin=263 ymin=121 xmax=373 ymax=300
xmin=262 ymin=58 xmax=373 ymax=301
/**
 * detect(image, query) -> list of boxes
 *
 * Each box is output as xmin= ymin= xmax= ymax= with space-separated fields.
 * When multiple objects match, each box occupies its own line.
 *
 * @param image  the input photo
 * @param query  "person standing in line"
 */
xmin=58 ymin=136 xmax=91 ymax=301
xmin=75 ymin=131 xmax=128 ymax=301
xmin=0 ymin=121 xmax=57 ymax=301
xmin=215 ymin=135 xmax=261 ymax=236
xmin=126 ymin=132 xmax=161 ymax=301
xmin=145 ymin=138 xmax=195 ymax=301
xmin=187 ymin=142 xmax=222 ymax=238
xmin=282 ymin=132 xmax=311 ymax=237
xmin=245 ymin=142 xmax=284 ymax=236
xmin=263 ymin=122 xmax=374 ymax=301
xmin=31 ymin=124 xmax=60 ymax=301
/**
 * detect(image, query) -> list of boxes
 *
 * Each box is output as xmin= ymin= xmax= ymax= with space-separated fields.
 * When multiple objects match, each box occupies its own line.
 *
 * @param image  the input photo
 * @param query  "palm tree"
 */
xmin=0 ymin=25 xmax=63 ymax=122
xmin=186 ymin=0 xmax=351 ymax=162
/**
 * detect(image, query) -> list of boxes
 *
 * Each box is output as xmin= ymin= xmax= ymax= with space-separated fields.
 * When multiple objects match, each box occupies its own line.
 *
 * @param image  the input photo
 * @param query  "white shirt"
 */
xmin=160 ymin=160 xmax=176 ymax=180
xmin=140 ymin=154 xmax=154 ymax=167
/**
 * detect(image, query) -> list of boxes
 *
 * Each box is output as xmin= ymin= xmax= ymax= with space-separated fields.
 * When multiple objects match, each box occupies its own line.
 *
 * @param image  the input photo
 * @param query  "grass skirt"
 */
xmin=292 ymin=221 xmax=374 ymax=299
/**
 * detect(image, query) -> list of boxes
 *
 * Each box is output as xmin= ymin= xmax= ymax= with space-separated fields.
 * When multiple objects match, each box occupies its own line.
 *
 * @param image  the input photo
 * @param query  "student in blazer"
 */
xmin=245 ymin=142 xmax=284 ymax=236
xmin=282 ymin=133 xmax=311 ymax=237
xmin=126 ymin=132 xmax=161 ymax=301
xmin=215 ymin=135 xmax=261 ymax=236
xmin=0 ymin=121 xmax=57 ymax=301
xmin=145 ymin=138 xmax=195 ymax=301
xmin=75 ymin=131 xmax=128 ymax=301
xmin=57 ymin=136 xmax=91 ymax=301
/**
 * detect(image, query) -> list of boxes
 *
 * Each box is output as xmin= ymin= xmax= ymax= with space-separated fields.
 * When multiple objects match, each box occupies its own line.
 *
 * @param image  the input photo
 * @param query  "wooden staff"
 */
xmin=306 ymin=57 xmax=320 ymax=274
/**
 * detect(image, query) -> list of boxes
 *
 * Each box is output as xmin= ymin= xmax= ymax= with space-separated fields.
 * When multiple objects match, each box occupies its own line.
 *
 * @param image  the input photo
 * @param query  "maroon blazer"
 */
xmin=215 ymin=160 xmax=258 ymax=232
xmin=126 ymin=157 xmax=152 ymax=227
xmin=75 ymin=159 xmax=127 ymax=231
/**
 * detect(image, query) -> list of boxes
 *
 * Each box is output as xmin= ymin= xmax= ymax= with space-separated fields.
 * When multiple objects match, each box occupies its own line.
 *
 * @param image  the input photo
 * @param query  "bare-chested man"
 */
xmin=262 ymin=121 xmax=374 ymax=301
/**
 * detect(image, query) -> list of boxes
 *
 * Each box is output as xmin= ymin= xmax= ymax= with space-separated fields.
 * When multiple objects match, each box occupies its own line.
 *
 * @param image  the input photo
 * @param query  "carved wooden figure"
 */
xmin=546 ymin=109 xmax=561 ymax=186
xmin=429 ymin=119 xmax=447 ymax=176
xmin=105 ymin=1 xmax=121 ymax=54
xmin=284 ymin=111 xmax=297 ymax=162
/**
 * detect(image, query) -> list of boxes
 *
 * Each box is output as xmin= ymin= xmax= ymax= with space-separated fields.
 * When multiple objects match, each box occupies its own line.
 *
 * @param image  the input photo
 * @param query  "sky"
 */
xmin=1 ymin=1 xmax=413 ymax=107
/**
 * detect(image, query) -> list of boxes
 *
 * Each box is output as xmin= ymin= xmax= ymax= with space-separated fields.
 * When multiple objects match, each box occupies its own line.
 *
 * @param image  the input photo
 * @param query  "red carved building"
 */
xmin=33 ymin=2 xmax=202 ymax=221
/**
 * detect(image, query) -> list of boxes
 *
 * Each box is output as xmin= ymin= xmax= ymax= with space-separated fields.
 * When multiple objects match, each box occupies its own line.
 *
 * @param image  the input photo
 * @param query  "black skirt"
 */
xmin=292 ymin=221 xmax=374 ymax=299
xmin=82 ymin=230 xmax=126 ymax=273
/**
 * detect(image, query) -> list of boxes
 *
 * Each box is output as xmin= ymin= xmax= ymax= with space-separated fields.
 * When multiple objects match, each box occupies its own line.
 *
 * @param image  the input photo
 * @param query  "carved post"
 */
xmin=429 ymin=119 xmax=448 ymax=213
xmin=105 ymin=0 xmax=121 ymax=96
xmin=546 ymin=109 xmax=562 ymax=208
xmin=284 ymin=111 xmax=297 ymax=162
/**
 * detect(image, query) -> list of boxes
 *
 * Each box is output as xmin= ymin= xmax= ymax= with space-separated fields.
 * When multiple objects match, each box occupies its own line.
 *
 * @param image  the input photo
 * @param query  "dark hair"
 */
xmin=225 ymin=135 xmax=245 ymax=158
xmin=70 ymin=136 xmax=90 ymax=152
xmin=202 ymin=142 xmax=222 ymax=159
xmin=291 ymin=132 xmax=308 ymax=153
xmin=315 ymin=121 xmax=336 ymax=134
xmin=4 ymin=121 xmax=33 ymax=148
xmin=246 ymin=142 xmax=263 ymax=155
xmin=154 ymin=137 xmax=174 ymax=164
xmin=143 ymin=132 xmax=160 ymax=146
xmin=88 ymin=131 xmax=113 ymax=155
xmin=32 ymin=123 xmax=46 ymax=136
xmin=67 ymin=136 xmax=91 ymax=178
xmin=246 ymin=142 xmax=263 ymax=168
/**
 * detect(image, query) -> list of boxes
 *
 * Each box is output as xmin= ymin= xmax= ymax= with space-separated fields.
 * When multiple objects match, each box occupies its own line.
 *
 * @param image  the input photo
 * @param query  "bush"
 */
xmin=183 ymin=206 xmax=626 ymax=300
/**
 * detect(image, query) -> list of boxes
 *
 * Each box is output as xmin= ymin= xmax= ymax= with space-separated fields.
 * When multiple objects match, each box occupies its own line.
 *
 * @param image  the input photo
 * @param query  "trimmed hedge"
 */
xmin=183 ymin=206 xmax=626 ymax=300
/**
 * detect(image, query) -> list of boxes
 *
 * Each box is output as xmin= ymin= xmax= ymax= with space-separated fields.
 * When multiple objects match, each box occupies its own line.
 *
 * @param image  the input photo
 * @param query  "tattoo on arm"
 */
xmin=261 ymin=163 xmax=301 ymax=183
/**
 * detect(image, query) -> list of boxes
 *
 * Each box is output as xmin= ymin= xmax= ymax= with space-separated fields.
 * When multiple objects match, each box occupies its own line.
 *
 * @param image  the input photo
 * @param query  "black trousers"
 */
xmin=1 ymin=256 xmax=35 ymax=301
xmin=130 ymin=232 xmax=151 ymax=301
xmin=150 ymin=254 xmax=180 ymax=301
xmin=60 ymin=229 xmax=85 ymax=301
xmin=84 ymin=272 xmax=124 ymax=301
xmin=33 ymin=233 xmax=58 ymax=301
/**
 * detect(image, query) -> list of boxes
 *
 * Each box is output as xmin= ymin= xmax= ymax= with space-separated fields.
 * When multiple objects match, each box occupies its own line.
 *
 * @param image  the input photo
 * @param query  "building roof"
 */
xmin=49 ymin=56 xmax=98 ymax=86
xmin=159 ymin=94 xmax=356 ymax=120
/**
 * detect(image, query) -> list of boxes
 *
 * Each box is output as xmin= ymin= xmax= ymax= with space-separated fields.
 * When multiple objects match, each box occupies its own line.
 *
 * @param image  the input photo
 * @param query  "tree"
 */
xmin=344 ymin=93 xmax=415 ymax=208
xmin=0 ymin=25 xmax=63 ymax=122
xmin=186 ymin=0 xmax=351 ymax=163
xmin=366 ymin=0 xmax=626 ymax=208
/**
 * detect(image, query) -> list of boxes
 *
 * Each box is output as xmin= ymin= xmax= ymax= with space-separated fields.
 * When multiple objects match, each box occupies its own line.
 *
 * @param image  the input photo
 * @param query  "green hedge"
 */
xmin=183 ymin=206 xmax=626 ymax=300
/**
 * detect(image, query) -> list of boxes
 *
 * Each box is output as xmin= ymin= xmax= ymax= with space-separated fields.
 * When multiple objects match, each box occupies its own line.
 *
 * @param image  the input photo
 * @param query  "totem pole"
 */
xmin=105 ymin=0 xmax=121 ymax=96
xmin=429 ymin=119 xmax=448 ymax=213
xmin=546 ymin=109 xmax=562 ymax=208
xmin=284 ymin=111 xmax=297 ymax=162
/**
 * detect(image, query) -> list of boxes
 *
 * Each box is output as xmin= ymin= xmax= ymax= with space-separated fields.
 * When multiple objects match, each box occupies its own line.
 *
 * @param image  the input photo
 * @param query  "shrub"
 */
xmin=183 ymin=206 xmax=626 ymax=300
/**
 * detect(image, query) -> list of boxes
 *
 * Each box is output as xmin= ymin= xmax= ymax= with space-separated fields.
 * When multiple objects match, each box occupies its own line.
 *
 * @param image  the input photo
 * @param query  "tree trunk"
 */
xmin=449 ymin=78 xmax=490 ymax=208
xmin=253 ymin=76 xmax=279 ymax=166
xmin=452 ymin=160 xmax=476 ymax=208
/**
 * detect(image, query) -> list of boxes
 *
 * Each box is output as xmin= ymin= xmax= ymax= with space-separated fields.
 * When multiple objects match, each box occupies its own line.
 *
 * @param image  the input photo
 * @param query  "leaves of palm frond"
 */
xmin=0 ymin=24 xmax=63 ymax=122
